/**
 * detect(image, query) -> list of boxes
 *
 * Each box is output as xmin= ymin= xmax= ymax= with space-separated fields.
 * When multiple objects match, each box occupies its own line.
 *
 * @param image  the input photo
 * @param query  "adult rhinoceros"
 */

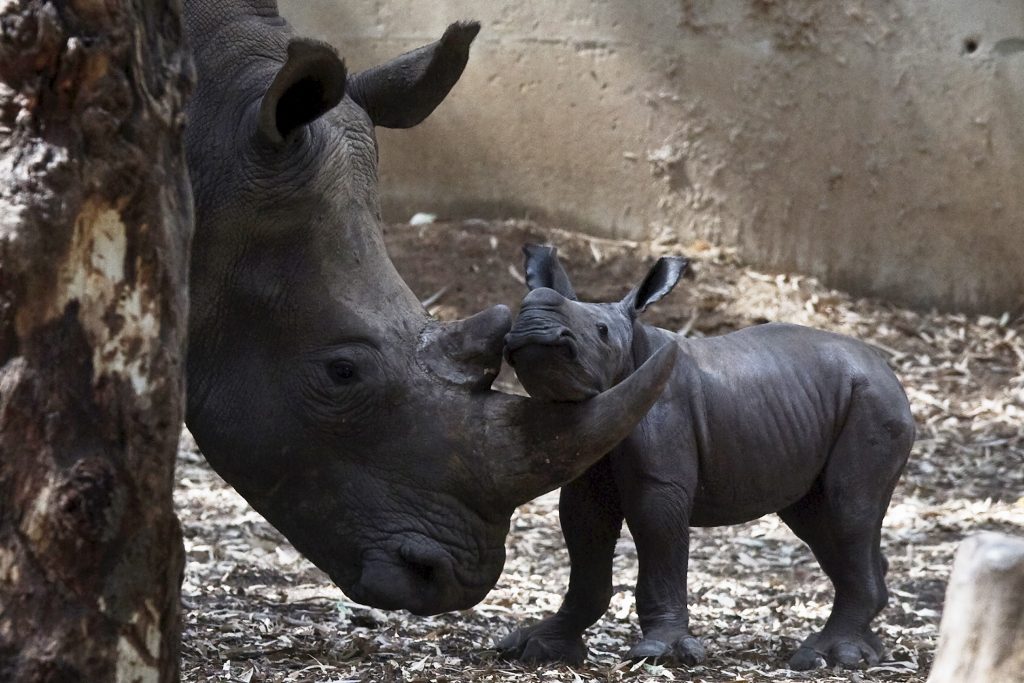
xmin=181 ymin=0 xmax=676 ymax=616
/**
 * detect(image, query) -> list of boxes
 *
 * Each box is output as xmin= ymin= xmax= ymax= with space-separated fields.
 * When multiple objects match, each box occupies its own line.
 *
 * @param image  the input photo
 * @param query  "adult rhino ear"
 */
xmin=625 ymin=256 xmax=689 ymax=315
xmin=522 ymin=244 xmax=577 ymax=300
xmin=347 ymin=21 xmax=480 ymax=128
xmin=258 ymin=38 xmax=347 ymax=145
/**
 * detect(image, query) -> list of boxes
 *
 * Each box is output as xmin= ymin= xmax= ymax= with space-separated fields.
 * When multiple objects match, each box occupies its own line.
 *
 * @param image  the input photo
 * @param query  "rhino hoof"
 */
xmin=788 ymin=632 xmax=883 ymax=671
xmin=497 ymin=623 xmax=587 ymax=665
xmin=788 ymin=646 xmax=828 ymax=671
xmin=627 ymin=635 xmax=705 ymax=665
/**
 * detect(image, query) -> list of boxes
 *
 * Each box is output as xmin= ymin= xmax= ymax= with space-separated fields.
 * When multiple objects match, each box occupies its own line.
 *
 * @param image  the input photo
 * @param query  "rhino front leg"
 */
xmin=612 ymin=427 xmax=704 ymax=665
xmin=498 ymin=457 xmax=623 ymax=665
xmin=620 ymin=484 xmax=705 ymax=665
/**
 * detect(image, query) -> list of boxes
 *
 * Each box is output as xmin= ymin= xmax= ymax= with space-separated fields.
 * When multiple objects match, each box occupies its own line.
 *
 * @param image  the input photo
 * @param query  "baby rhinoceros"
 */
xmin=499 ymin=245 xmax=914 ymax=671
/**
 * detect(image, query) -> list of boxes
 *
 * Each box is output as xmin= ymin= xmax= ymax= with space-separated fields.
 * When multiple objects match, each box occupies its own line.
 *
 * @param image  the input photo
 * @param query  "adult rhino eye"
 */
xmin=596 ymin=322 xmax=609 ymax=338
xmin=327 ymin=359 xmax=357 ymax=384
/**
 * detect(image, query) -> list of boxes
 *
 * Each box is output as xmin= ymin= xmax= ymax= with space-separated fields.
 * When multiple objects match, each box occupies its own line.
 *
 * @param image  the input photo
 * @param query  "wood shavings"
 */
xmin=177 ymin=219 xmax=1023 ymax=682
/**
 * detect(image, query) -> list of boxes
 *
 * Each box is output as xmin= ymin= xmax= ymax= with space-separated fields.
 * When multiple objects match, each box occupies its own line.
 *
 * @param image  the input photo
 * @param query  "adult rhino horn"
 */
xmin=470 ymin=341 xmax=679 ymax=509
xmin=420 ymin=304 xmax=512 ymax=390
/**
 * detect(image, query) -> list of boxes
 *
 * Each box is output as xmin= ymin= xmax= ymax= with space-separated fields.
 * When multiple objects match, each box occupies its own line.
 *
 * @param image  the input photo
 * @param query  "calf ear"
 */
xmin=522 ymin=244 xmax=578 ymax=300
xmin=626 ymin=256 xmax=689 ymax=314
xmin=347 ymin=21 xmax=480 ymax=128
xmin=258 ymin=38 xmax=347 ymax=145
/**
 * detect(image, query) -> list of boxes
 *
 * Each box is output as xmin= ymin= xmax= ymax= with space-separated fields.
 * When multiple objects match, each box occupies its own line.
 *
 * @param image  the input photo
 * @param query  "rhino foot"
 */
xmin=497 ymin=620 xmax=587 ymax=665
xmin=788 ymin=631 xmax=884 ymax=671
xmin=626 ymin=634 xmax=706 ymax=665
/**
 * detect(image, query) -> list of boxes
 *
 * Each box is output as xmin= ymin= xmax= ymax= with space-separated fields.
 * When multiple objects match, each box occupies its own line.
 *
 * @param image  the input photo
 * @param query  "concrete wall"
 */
xmin=280 ymin=0 xmax=1024 ymax=313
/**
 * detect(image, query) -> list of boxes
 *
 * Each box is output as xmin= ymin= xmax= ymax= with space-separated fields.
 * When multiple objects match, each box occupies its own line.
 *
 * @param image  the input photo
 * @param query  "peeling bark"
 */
xmin=927 ymin=532 xmax=1024 ymax=683
xmin=0 ymin=1 xmax=193 ymax=681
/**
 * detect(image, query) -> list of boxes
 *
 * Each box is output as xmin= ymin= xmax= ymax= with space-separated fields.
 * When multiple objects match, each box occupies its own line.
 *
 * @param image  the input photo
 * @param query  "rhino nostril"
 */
xmin=399 ymin=543 xmax=448 ymax=584
xmin=405 ymin=558 xmax=435 ymax=581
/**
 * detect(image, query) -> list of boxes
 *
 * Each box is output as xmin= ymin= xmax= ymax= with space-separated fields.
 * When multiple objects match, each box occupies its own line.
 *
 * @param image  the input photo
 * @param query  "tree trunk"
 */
xmin=0 ymin=1 xmax=192 ymax=681
xmin=927 ymin=532 xmax=1024 ymax=683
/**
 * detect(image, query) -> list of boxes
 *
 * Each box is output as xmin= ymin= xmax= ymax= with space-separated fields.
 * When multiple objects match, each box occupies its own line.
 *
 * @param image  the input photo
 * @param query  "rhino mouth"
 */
xmin=503 ymin=333 xmax=601 ymax=402
xmin=340 ymin=535 xmax=502 ymax=616
xmin=503 ymin=329 xmax=578 ymax=365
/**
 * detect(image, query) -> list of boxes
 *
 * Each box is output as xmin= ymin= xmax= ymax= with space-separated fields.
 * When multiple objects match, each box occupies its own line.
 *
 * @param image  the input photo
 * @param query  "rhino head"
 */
xmin=182 ymin=2 xmax=677 ymax=615
xmin=506 ymin=244 xmax=689 ymax=401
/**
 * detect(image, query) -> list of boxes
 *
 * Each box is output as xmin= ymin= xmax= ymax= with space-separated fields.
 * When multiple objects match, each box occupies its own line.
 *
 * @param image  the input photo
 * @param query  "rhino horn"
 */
xmin=419 ymin=304 xmax=512 ymax=390
xmin=465 ymin=341 xmax=679 ymax=509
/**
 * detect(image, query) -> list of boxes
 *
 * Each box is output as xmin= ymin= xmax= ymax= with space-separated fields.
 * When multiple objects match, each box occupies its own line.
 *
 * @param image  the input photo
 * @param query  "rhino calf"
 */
xmin=499 ymin=245 xmax=914 ymax=670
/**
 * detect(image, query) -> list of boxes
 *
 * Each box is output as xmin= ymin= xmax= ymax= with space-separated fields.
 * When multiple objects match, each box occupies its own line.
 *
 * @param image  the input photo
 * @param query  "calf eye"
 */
xmin=596 ymin=322 xmax=609 ymax=338
xmin=328 ymin=359 xmax=358 ymax=384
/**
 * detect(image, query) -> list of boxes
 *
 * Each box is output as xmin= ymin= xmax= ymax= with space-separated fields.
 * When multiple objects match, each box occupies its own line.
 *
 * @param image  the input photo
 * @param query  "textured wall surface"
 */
xmin=281 ymin=0 xmax=1024 ymax=313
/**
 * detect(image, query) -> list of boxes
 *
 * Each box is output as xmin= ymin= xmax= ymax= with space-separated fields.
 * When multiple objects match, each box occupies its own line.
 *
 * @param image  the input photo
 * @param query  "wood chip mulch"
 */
xmin=178 ymin=219 xmax=1023 ymax=682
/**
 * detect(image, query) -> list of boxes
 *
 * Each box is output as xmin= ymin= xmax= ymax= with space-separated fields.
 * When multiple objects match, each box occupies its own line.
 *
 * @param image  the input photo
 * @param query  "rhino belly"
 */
xmin=687 ymin=441 xmax=831 ymax=527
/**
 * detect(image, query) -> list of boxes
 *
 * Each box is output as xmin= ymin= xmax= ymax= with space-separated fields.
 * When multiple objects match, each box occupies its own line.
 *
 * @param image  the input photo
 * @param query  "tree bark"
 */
xmin=0 ymin=1 xmax=192 ymax=681
xmin=927 ymin=532 xmax=1024 ymax=683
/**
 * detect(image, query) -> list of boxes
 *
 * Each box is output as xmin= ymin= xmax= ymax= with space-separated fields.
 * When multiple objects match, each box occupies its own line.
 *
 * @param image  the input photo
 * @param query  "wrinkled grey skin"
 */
xmin=500 ymin=245 xmax=914 ymax=670
xmin=181 ymin=1 xmax=678 ymax=616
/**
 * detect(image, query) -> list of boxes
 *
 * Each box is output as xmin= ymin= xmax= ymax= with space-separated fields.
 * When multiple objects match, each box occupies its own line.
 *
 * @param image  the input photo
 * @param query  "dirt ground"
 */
xmin=177 ymin=219 xmax=1024 ymax=682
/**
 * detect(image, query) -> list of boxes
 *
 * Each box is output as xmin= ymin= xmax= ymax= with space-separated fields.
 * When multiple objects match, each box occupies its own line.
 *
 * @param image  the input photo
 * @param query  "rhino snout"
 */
xmin=504 ymin=327 xmax=578 ymax=366
xmin=347 ymin=537 xmax=492 ymax=615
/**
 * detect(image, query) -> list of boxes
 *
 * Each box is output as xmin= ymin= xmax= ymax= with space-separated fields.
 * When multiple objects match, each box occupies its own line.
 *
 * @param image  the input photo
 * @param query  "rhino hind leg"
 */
xmin=498 ymin=459 xmax=624 ymax=665
xmin=782 ymin=511 xmax=888 ymax=671
xmin=780 ymin=394 xmax=911 ymax=670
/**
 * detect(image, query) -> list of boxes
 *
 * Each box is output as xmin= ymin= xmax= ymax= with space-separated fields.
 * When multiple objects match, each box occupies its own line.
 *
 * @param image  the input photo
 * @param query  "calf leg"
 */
xmin=606 ymin=421 xmax=704 ymax=665
xmin=780 ymin=397 xmax=911 ymax=670
xmin=619 ymin=482 xmax=704 ymax=665
xmin=498 ymin=457 xmax=623 ymax=665
xmin=780 ymin=500 xmax=888 ymax=670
